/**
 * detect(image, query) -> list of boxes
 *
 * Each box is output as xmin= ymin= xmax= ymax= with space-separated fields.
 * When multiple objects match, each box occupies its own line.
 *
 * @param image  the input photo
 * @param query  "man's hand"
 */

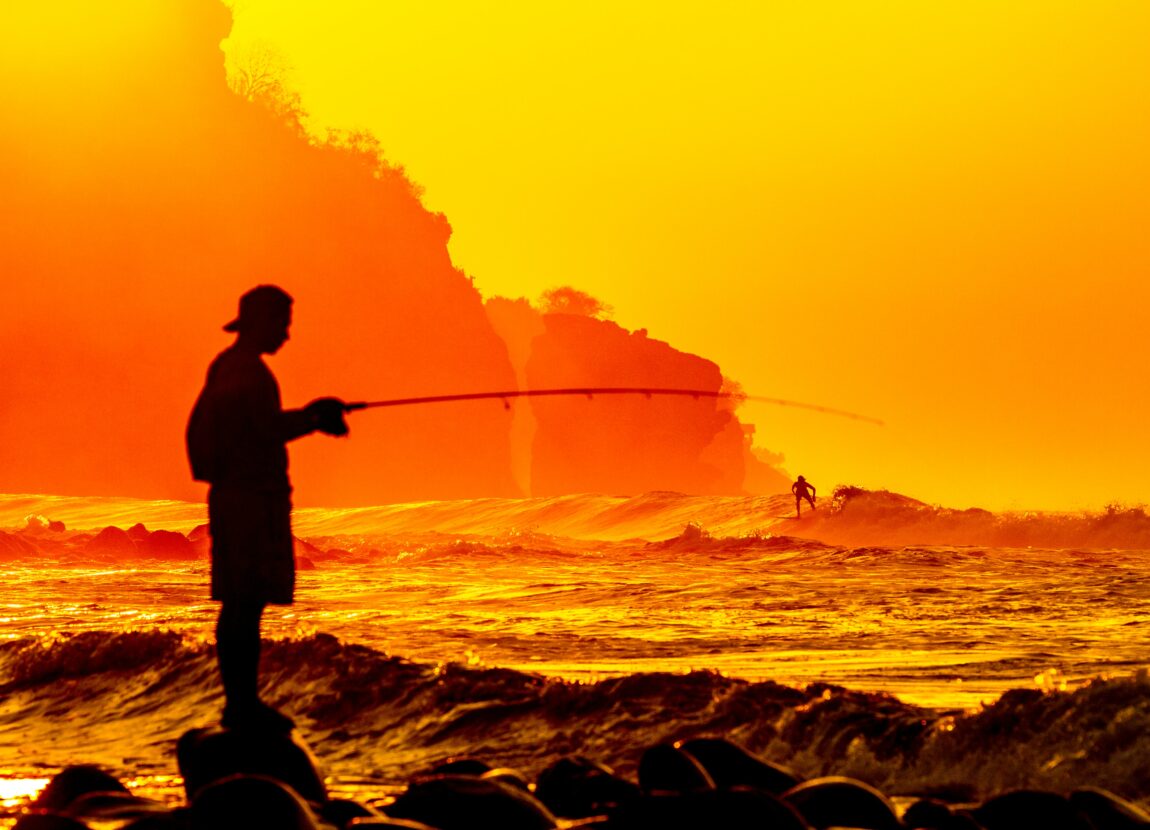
xmin=306 ymin=398 xmax=350 ymax=437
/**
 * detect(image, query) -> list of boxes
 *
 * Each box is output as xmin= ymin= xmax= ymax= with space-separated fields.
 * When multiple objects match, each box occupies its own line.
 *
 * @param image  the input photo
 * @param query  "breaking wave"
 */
xmin=4 ymin=631 xmax=1150 ymax=802
xmin=4 ymin=488 xmax=1150 ymax=554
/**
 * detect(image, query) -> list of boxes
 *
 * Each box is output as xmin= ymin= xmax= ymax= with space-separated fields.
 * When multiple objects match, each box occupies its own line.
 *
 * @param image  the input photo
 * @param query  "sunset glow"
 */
xmin=2 ymin=3 xmax=1150 ymax=508
xmin=220 ymin=0 xmax=1150 ymax=510
xmin=3 ymin=4 xmax=1150 ymax=817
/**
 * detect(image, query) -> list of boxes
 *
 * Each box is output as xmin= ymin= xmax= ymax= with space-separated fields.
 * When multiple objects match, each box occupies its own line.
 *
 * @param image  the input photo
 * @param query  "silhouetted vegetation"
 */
xmin=226 ymin=41 xmax=307 ymax=132
xmin=539 ymin=286 xmax=614 ymax=319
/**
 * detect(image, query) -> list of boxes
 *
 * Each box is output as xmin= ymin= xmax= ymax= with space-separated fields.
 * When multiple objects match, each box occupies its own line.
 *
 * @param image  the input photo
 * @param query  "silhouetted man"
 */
xmin=792 ymin=475 xmax=816 ymax=518
xmin=187 ymin=285 xmax=347 ymax=731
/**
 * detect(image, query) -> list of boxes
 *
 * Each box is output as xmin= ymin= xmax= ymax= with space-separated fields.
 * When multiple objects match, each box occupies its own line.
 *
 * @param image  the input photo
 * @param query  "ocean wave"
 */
xmin=4 ymin=630 xmax=1150 ymax=802
xmin=5 ymin=489 xmax=1150 ymax=553
xmin=800 ymin=487 xmax=1150 ymax=549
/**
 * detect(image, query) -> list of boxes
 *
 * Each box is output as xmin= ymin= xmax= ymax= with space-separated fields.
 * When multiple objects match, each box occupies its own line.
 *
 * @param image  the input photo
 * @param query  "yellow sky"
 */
xmin=225 ymin=0 xmax=1150 ymax=510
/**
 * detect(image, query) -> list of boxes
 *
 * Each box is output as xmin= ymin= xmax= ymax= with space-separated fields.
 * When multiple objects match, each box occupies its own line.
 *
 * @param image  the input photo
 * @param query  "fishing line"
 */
xmin=344 ymin=387 xmax=884 ymax=426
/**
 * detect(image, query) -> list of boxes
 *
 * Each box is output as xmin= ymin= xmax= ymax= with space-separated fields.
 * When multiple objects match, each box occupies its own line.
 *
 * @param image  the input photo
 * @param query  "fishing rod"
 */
xmin=344 ymin=387 xmax=884 ymax=426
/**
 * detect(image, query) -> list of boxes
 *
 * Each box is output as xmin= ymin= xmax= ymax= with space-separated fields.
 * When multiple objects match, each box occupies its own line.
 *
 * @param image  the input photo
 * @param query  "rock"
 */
xmin=535 ymin=756 xmax=641 ymax=819
xmin=177 ymin=726 xmax=327 ymax=805
xmin=638 ymin=743 xmax=715 ymax=795
xmin=677 ymin=737 xmax=800 ymax=795
xmin=973 ymin=790 xmax=1094 ymax=830
xmin=387 ymin=775 xmax=558 ymax=830
xmin=13 ymin=815 xmax=93 ymax=829
xmin=62 ymin=791 xmax=173 ymax=823
xmin=139 ymin=529 xmax=195 ymax=559
xmin=480 ymin=768 xmax=531 ymax=792
xmin=0 ymin=531 xmax=38 ymax=557
xmin=320 ymin=798 xmax=384 ymax=827
xmin=422 ymin=758 xmax=492 ymax=777
xmin=32 ymin=765 xmax=129 ymax=812
xmin=190 ymin=774 xmax=320 ymax=830
xmin=782 ymin=776 xmax=902 ymax=830
xmin=85 ymin=526 xmax=137 ymax=555
xmin=610 ymin=789 xmax=810 ymax=830
xmin=1070 ymin=787 xmax=1150 ymax=829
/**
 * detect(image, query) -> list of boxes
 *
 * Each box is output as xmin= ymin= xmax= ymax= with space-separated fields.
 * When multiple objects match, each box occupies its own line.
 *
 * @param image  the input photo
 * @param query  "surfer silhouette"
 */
xmin=187 ymin=285 xmax=348 ymax=732
xmin=792 ymin=475 xmax=816 ymax=518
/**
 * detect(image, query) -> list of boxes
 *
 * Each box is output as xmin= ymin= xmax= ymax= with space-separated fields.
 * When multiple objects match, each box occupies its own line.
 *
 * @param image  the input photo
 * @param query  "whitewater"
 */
xmin=2 ymin=487 xmax=1150 ymax=820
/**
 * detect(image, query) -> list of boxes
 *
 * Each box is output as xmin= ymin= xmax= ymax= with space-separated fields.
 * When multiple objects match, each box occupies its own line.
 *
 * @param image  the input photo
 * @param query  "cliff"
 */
xmin=0 ymin=0 xmax=519 ymax=504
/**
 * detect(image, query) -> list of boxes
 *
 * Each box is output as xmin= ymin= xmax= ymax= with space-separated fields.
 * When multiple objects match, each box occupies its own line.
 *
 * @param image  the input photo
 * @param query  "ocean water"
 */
xmin=2 ymin=488 xmax=1150 ymax=820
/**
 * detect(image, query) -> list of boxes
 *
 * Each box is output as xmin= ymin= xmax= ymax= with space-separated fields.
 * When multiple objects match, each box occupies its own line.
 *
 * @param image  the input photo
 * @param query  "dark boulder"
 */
xmin=177 ymin=726 xmax=327 ymax=805
xmin=677 ymin=737 xmax=799 ymax=795
xmin=387 ymin=775 xmax=558 ymax=830
xmin=782 ymin=776 xmax=901 ymax=830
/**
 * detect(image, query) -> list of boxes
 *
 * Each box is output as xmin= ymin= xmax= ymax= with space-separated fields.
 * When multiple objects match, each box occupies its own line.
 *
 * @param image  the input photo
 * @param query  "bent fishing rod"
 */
xmin=343 ymin=387 xmax=884 ymax=426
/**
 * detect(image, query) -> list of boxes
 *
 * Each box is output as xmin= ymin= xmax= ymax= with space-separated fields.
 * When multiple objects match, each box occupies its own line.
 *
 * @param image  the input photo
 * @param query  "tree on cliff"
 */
xmin=539 ymin=286 xmax=613 ymax=319
xmin=225 ymin=41 xmax=305 ymax=128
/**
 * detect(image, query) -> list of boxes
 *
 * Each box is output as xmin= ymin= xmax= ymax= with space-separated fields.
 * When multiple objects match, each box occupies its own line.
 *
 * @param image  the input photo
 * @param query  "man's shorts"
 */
xmin=208 ymin=487 xmax=295 ymax=605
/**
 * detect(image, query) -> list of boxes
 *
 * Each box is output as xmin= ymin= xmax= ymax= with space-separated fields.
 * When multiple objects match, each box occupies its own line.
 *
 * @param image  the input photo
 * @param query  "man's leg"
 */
xmin=216 ymin=600 xmax=265 ymax=718
xmin=795 ymin=496 xmax=801 ymax=518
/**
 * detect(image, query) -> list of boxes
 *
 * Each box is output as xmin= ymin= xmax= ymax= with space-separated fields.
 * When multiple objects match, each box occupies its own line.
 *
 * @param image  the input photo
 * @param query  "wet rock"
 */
xmin=387 ymin=775 xmax=558 ymax=830
xmin=0 ymin=531 xmax=38 ymax=557
xmin=782 ymin=776 xmax=902 ymax=830
xmin=139 ymin=529 xmax=195 ymax=559
xmin=32 ymin=765 xmax=129 ymax=812
xmin=972 ymin=789 xmax=1094 ymax=830
xmin=677 ymin=736 xmax=800 ymax=794
xmin=638 ymin=743 xmax=715 ymax=795
xmin=609 ymin=788 xmax=810 ymax=830
xmin=423 ymin=758 xmax=493 ymax=777
xmin=85 ymin=526 xmax=137 ymax=555
xmin=480 ymin=767 xmax=531 ymax=792
xmin=320 ymin=797 xmax=384 ymax=826
xmin=535 ymin=756 xmax=641 ymax=819
xmin=1070 ymin=786 xmax=1150 ymax=829
xmin=13 ymin=815 xmax=93 ymax=830
xmin=190 ymin=773 xmax=321 ymax=830
xmin=348 ymin=818 xmax=440 ymax=828
xmin=62 ymin=791 xmax=173 ymax=823
xmin=177 ymin=726 xmax=327 ymax=805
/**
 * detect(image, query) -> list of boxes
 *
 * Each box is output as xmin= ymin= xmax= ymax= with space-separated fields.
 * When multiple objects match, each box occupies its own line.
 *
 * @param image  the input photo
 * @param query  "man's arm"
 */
xmin=279 ymin=409 xmax=320 ymax=443
xmin=237 ymin=367 xmax=346 ymax=442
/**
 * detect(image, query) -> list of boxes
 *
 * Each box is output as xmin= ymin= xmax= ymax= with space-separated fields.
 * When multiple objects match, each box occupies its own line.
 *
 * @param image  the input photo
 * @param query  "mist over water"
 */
xmin=2 ymin=488 xmax=1150 ymax=808
xmin=3 ymin=514 xmax=1145 ymax=710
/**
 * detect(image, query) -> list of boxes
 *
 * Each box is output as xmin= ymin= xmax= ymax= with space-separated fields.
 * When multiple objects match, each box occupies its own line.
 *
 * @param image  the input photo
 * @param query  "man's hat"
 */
xmin=223 ymin=285 xmax=293 ymax=332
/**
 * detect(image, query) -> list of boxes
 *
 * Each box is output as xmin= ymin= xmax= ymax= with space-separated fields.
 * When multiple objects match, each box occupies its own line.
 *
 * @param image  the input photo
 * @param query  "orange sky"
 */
xmin=223 ymin=1 xmax=1150 ymax=511
xmin=0 ymin=1 xmax=1145 ymax=510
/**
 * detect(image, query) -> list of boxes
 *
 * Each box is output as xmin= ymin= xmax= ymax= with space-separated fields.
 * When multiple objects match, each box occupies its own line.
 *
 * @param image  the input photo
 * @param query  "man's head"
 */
xmin=225 ymin=285 xmax=293 ymax=354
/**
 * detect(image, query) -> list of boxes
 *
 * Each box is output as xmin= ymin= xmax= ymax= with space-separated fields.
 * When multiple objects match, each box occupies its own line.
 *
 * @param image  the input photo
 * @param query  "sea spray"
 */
xmin=2 ymin=489 xmax=1149 ymax=808
xmin=5 ymin=489 xmax=1150 ymax=548
xmin=3 ymin=631 xmax=1150 ymax=803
